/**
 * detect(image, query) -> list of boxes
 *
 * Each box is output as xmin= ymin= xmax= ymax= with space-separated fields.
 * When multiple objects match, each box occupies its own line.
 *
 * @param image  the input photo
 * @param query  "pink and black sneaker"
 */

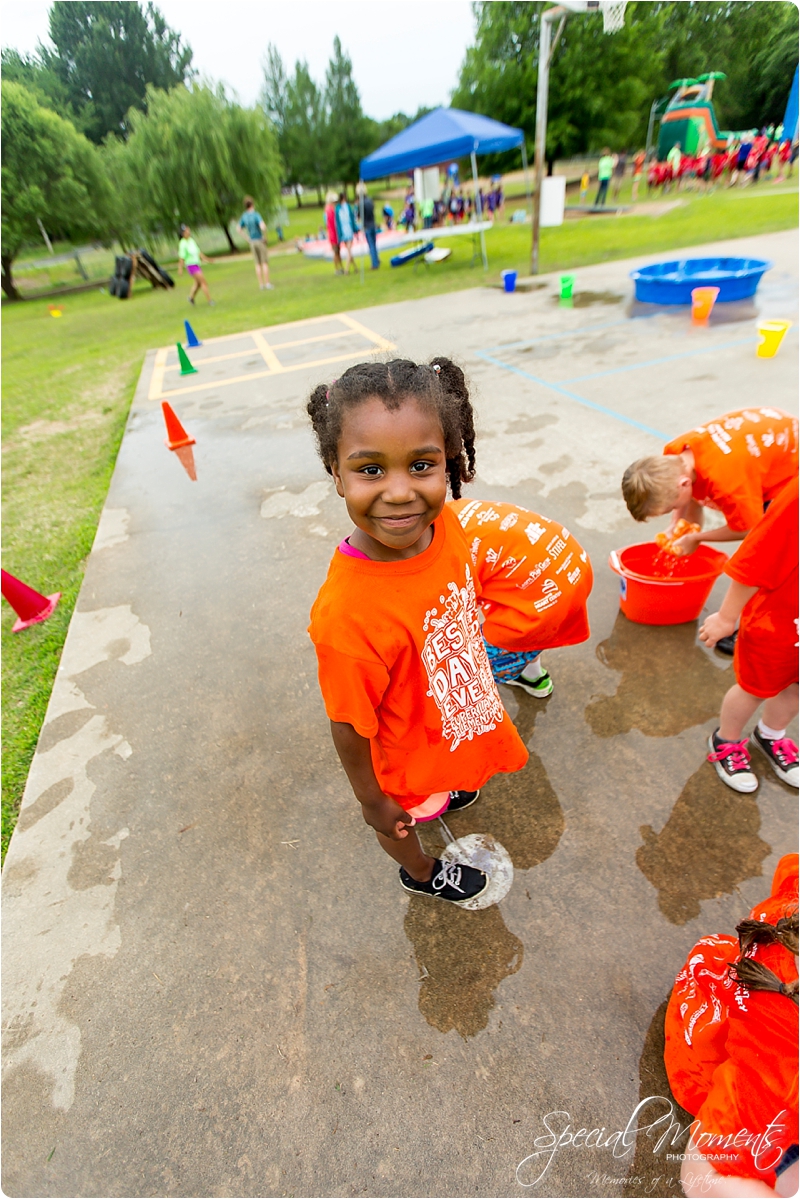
xmin=751 ymin=728 xmax=799 ymax=788
xmin=708 ymin=730 xmax=758 ymax=793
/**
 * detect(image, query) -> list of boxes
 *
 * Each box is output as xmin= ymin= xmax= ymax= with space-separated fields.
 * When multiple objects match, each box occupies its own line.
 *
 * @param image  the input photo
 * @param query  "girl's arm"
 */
xmin=329 ymin=721 xmax=415 ymax=841
xmin=698 ymin=578 xmax=759 ymax=647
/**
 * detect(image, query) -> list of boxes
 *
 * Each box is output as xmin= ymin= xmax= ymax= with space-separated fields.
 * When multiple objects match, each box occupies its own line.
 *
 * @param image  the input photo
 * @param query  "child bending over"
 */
xmin=664 ymin=853 xmax=798 ymax=1197
xmin=621 ymin=408 xmax=797 ymax=556
xmin=699 ymin=477 xmax=798 ymax=793
xmin=307 ymin=359 xmax=528 ymax=907
xmin=450 ymin=499 xmax=593 ymax=697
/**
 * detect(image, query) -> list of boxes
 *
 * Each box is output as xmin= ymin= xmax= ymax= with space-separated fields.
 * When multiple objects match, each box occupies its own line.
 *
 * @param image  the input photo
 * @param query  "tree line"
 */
xmin=452 ymin=1 xmax=799 ymax=172
xmin=0 ymin=2 xmax=413 ymax=299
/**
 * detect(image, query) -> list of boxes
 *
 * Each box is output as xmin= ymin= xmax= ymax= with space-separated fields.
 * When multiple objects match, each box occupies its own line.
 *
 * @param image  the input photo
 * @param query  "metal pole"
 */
xmin=521 ymin=140 xmax=532 ymax=218
xmin=530 ymin=8 xmax=555 ymax=274
xmin=646 ymin=99 xmax=658 ymax=160
xmin=471 ymin=149 xmax=488 ymax=271
xmin=37 ymin=217 xmax=54 ymax=255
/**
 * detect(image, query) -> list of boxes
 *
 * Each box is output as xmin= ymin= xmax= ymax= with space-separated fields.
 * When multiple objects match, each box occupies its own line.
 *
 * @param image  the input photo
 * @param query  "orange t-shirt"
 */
xmin=726 ymin=476 xmax=799 ymax=698
xmin=663 ymin=407 xmax=798 ymax=532
xmin=308 ymin=504 xmax=528 ymax=809
xmin=664 ymin=854 xmax=799 ymax=1186
xmin=448 ymin=499 xmax=593 ymax=652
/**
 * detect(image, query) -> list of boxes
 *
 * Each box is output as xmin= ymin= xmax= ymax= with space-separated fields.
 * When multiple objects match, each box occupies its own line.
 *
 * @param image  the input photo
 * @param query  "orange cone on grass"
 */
xmin=2 ymin=569 xmax=61 ymax=632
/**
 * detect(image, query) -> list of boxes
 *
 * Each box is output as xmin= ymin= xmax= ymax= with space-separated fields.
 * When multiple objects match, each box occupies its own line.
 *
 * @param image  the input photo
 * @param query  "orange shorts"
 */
xmin=734 ymin=615 xmax=799 ymax=698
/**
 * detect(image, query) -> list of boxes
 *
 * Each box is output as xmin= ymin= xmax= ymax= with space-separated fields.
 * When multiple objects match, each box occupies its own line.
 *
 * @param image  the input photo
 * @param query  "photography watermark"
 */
xmin=515 ymin=1096 xmax=790 ymax=1187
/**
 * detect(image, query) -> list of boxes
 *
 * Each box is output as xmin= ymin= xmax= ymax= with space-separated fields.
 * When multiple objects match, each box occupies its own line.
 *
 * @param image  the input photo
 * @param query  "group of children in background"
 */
xmin=304 ymin=359 xmax=797 ymax=1193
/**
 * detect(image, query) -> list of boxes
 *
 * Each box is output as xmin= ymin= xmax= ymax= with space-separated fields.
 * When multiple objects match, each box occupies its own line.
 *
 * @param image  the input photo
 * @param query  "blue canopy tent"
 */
xmin=359 ymin=107 xmax=527 ymax=269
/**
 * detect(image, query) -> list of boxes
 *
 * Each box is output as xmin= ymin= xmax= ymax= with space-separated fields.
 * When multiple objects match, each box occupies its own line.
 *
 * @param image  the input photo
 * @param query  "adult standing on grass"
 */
xmin=324 ymin=191 xmax=343 ymax=275
xmin=611 ymin=150 xmax=627 ymax=199
xmin=595 ymin=149 xmax=614 ymax=206
xmin=177 ymin=224 xmax=213 ymax=306
xmin=357 ymin=183 xmax=380 ymax=270
xmin=239 ymin=196 xmax=273 ymax=291
xmin=335 ymin=191 xmax=358 ymax=275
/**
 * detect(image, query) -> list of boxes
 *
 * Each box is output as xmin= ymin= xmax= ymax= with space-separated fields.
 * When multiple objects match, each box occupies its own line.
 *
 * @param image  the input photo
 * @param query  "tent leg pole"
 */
xmin=521 ymin=140 xmax=532 ymax=218
xmin=359 ymin=183 xmax=365 ymax=285
xmin=471 ymin=150 xmax=488 ymax=271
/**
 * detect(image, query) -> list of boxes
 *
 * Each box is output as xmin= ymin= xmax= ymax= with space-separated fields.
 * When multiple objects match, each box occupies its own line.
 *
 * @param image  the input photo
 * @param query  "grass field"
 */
xmin=2 ymin=180 xmax=798 ymax=859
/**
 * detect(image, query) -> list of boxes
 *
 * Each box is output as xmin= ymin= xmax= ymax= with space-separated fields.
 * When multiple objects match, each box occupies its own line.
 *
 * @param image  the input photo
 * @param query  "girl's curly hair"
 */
xmin=306 ymin=357 xmax=476 ymax=498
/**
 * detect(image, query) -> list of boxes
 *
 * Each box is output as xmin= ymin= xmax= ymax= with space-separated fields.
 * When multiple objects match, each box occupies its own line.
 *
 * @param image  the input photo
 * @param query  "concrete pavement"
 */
xmin=3 ymin=230 xmax=797 ymax=1198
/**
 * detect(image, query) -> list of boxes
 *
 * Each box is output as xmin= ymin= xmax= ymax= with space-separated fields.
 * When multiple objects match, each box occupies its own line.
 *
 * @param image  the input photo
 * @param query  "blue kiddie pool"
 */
xmin=630 ymin=257 xmax=772 ymax=305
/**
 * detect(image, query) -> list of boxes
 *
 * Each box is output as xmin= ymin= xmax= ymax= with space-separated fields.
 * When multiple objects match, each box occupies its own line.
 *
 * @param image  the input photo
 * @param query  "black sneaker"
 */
xmin=399 ymin=859 xmax=488 ymax=905
xmin=751 ymin=727 xmax=799 ymax=787
xmin=707 ymin=730 xmax=757 ymax=793
xmin=445 ymin=789 xmax=480 ymax=812
xmin=715 ymin=629 xmax=738 ymax=656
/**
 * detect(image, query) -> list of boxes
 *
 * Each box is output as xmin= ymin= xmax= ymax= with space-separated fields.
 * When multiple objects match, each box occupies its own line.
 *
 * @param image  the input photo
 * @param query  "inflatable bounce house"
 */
xmin=657 ymin=72 xmax=730 ymax=160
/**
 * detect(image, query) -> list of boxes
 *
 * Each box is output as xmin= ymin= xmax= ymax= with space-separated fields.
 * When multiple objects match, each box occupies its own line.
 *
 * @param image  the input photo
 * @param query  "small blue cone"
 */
xmin=184 ymin=319 xmax=201 ymax=348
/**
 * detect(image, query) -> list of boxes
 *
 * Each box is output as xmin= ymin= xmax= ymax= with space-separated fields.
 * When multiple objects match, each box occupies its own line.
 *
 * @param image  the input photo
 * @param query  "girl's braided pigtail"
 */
xmin=430 ymin=356 xmax=476 ymax=499
xmin=729 ymin=958 xmax=799 ymax=1005
xmin=307 ymin=383 xmax=335 ymax=475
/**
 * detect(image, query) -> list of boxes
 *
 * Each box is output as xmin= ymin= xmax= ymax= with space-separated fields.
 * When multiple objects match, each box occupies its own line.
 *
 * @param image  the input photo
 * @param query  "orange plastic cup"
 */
xmin=691 ymin=286 xmax=720 ymax=324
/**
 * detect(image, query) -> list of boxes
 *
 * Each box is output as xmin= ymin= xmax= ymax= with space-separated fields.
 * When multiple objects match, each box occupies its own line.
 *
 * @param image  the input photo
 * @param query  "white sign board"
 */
xmin=540 ymin=175 xmax=566 ymax=227
xmin=414 ymin=167 xmax=441 ymax=206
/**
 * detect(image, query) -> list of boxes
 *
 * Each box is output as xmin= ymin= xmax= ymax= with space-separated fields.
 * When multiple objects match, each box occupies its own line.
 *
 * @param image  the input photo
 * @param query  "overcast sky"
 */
xmin=1 ymin=1 xmax=476 ymax=119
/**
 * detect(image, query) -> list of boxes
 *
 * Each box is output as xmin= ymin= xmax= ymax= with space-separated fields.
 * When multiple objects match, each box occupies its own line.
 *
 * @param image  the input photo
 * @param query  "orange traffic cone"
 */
xmin=162 ymin=401 xmax=196 ymax=450
xmin=1 ymin=569 xmax=61 ymax=632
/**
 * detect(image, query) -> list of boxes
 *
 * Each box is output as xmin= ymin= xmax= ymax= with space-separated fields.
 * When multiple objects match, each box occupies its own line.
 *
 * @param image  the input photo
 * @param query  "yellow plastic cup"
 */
xmin=691 ymin=286 xmax=719 ymax=324
xmin=756 ymin=319 xmax=792 ymax=358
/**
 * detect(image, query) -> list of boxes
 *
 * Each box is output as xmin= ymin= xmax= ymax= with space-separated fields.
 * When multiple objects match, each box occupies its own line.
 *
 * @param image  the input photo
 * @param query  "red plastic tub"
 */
xmin=608 ymin=542 xmax=728 ymax=625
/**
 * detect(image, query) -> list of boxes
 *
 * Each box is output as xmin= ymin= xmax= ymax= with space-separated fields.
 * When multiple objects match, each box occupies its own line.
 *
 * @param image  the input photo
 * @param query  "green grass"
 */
xmin=2 ymin=180 xmax=797 ymax=860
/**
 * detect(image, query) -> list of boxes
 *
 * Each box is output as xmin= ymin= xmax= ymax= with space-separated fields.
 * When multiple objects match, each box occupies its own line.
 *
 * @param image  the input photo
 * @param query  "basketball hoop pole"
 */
xmin=531 ymin=5 xmax=567 ymax=275
xmin=531 ymin=1 xmax=625 ymax=274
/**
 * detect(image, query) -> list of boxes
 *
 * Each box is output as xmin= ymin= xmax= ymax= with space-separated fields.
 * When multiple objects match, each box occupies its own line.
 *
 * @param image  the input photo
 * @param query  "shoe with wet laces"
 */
xmin=707 ymin=730 xmax=758 ymax=793
xmin=445 ymin=789 xmax=480 ymax=812
xmin=399 ymin=858 xmax=488 ymax=905
xmin=751 ymin=728 xmax=799 ymax=787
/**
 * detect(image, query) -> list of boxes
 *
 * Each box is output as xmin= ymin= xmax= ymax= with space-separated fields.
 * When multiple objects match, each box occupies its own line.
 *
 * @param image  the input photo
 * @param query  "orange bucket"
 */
xmin=691 ymin=286 xmax=720 ymax=324
xmin=609 ymin=542 xmax=728 ymax=625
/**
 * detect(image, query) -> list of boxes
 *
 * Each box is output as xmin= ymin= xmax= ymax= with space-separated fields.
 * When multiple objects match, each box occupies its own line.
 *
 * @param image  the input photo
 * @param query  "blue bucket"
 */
xmin=502 ymin=270 xmax=518 ymax=293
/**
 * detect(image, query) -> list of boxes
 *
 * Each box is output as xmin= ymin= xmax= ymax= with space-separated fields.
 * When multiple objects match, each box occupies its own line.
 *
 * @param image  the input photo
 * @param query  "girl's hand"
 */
xmin=699 ymin=611 xmax=736 ymax=647
xmin=361 ymin=797 xmax=415 ymax=841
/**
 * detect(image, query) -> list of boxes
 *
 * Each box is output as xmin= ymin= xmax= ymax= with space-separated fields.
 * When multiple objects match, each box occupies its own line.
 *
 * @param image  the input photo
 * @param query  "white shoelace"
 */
xmin=432 ymin=861 xmax=465 ymax=893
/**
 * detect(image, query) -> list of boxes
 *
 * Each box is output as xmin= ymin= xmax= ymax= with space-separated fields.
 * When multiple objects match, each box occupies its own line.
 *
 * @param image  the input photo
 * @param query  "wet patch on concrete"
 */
xmin=403 ymin=900 xmax=523 ymax=1038
xmin=553 ymin=290 xmax=625 ymax=309
xmin=36 ymin=709 xmax=95 ymax=754
xmin=637 ymin=763 xmax=771 ymax=924
xmin=539 ymin=454 xmax=573 ymax=476
xmin=587 ymin=613 xmax=732 ymax=737
xmin=621 ymin=997 xmax=692 ymax=1198
xmin=16 ymin=777 xmax=74 ymax=834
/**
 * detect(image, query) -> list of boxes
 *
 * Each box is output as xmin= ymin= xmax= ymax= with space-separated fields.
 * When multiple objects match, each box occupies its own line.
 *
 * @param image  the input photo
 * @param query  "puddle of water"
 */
xmin=637 ymin=761 xmax=771 ymax=924
xmin=403 ymin=899 xmax=523 ymax=1038
xmin=621 ymin=998 xmax=692 ymax=1197
xmin=628 ymin=298 xmax=759 ymax=324
xmin=587 ymin=612 xmax=731 ymax=738
xmin=405 ymin=700 xmax=562 ymax=1037
xmin=552 ymin=290 xmax=624 ymax=308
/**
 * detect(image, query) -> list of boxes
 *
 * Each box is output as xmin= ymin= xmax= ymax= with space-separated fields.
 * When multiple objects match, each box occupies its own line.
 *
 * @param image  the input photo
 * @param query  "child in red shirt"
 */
xmin=450 ymin=498 xmax=593 ymax=697
xmin=307 ymin=358 xmax=528 ymax=906
xmin=664 ymin=854 xmax=798 ymax=1196
xmin=699 ymin=477 xmax=798 ymax=792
